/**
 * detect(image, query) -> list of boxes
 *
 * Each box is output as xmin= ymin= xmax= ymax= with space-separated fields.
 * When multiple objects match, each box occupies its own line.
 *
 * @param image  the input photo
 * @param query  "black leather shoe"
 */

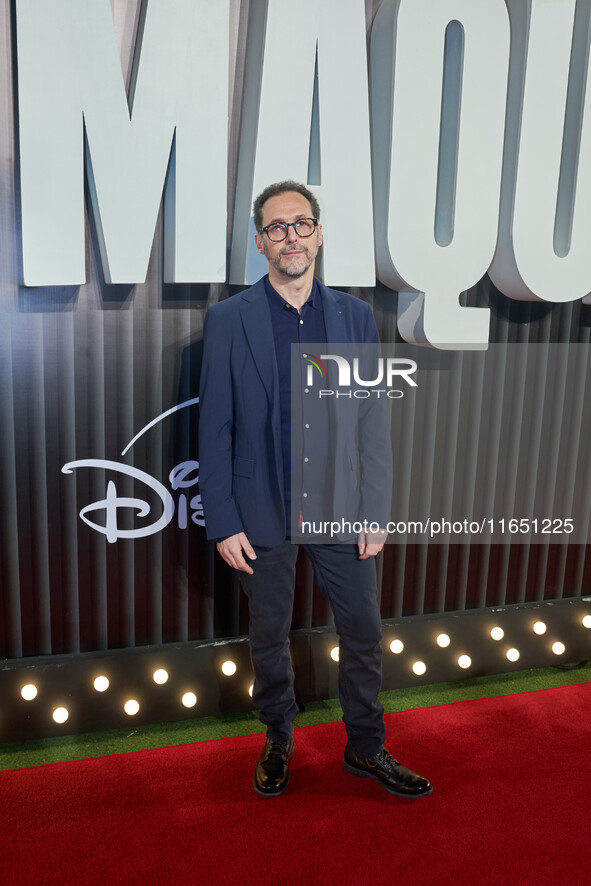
xmin=254 ymin=737 xmax=295 ymax=796
xmin=344 ymin=744 xmax=433 ymax=798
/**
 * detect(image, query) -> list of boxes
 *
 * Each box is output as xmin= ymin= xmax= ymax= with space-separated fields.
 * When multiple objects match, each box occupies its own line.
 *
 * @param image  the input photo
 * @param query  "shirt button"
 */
xmin=299 ymin=319 xmax=304 ymax=325
xmin=304 ymin=457 xmax=309 ymax=462
xmin=304 ymin=388 xmax=309 ymax=393
xmin=305 ymin=423 xmax=310 ymax=429
xmin=303 ymin=492 xmax=308 ymax=498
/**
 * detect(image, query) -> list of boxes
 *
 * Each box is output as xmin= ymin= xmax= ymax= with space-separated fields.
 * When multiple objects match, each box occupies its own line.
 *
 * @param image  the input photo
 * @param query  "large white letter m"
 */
xmin=16 ymin=0 xmax=228 ymax=286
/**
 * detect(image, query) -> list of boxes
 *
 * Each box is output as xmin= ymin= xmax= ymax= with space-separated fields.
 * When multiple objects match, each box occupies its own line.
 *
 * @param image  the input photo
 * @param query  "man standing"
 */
xmin=198 ymin=181 xmax=431 ymax=798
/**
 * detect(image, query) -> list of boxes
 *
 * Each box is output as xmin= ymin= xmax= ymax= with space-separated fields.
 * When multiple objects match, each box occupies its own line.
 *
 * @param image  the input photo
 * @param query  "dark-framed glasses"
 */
xmin=261 ymin=218 xmax=318 ymax=242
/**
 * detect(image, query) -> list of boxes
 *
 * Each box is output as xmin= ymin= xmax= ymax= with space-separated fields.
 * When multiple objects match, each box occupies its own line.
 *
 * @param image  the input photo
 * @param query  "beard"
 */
xmin=265 ymin=241 xmax=317 ymax=278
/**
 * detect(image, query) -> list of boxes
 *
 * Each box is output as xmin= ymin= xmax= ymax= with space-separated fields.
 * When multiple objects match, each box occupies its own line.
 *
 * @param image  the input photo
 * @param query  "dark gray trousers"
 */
xmin=239 ymin=540 xmax=386 ymax=758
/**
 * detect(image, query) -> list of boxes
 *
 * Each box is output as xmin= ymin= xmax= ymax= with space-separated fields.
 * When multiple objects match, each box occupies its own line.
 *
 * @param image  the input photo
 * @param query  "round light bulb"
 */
xmin=436 ymin=633 xmax=451 ymax=648
xmin=21 ymin=684 xmax=38 ymax=701
xmin=389 ymin=639 xmax=404 ymax=654
xmin=412 ymin=661 xmax=427 ymax=676
xmin=506 ymin=648 xmax=520 ymax=662
xmin=582 ymin=615 xmax=591 ymax=629
xmin=153 ymin=668 xmax=169 ymax=685
xmin=53 ymin=707 xmax=69 ymax=724
xmin=124 ymin=699 xmax=140 ymax=716
xmin=221 ymin=660 xmax=237 ymax=676
xmin=552 ymin=641 xmax=566 ymax=656
xmin=458 ymin=655 xmax=472 ymax=669
xmin=93 ymin=676 xmax=109 ymax=692
xmin=330 ymin=646 xmax=340 ymax=662
xmin=533 ymin=621 xmax=547 ymax=635
xmin=181 ymin=692 xmax=197 ymax=708
xmin=490 ymin=627 xmax=504 ymax=641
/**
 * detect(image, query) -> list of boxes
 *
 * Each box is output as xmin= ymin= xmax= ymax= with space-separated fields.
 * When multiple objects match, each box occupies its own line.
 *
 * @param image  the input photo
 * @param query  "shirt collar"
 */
xmin=264 ymin=275 xmax=320 ymax=314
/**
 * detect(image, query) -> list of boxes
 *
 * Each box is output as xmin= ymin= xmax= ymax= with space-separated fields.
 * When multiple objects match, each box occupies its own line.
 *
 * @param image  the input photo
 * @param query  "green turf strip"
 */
xmin=1 ymin=663 xmax=589 ymax=771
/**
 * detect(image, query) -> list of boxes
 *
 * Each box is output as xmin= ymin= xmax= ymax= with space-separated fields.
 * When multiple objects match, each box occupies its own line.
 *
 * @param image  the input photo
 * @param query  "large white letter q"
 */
xmin=370 ymin=0 xmax=510 ymax=348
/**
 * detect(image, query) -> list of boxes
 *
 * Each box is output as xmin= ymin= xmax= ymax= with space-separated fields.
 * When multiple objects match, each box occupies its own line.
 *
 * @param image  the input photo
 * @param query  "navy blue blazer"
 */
xmin=198 ymin=276 xmax=392 ymax=546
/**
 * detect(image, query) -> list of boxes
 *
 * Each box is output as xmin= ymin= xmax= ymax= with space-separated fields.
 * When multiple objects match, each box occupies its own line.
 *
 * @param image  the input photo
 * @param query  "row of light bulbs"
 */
xmin=17 ymin=613 xmax=591 ymax=725
xmin=19 ymin=660 xmax=249 ymax=725
xmin=382 ymin=615 xmax=591 ymax=677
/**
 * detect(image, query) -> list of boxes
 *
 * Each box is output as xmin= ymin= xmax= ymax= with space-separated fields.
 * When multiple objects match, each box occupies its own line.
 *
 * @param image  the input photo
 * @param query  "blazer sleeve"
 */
xmin=198 ymin=305 xmax=244 ymax=541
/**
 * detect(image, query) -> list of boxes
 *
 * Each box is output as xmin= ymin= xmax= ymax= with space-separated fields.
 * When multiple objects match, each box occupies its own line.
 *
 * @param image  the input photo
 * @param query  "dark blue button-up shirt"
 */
xmin=265 ymin=276 xmax=327 ymax=534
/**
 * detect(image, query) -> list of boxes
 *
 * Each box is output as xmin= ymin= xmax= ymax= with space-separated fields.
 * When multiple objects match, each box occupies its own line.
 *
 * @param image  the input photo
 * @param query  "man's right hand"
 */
xmin=216 ymin=532 xmax=257 ymax=574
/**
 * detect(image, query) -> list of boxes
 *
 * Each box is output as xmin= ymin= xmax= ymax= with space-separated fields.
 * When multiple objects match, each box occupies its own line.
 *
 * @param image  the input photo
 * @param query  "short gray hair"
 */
xmin=253 ymin=180 xmax=321 ymax=232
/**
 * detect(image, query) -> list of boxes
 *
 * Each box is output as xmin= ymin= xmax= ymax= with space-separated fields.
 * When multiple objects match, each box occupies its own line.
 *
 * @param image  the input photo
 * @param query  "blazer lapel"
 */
xmin=238 ymin=279 xmax=283 ymax=495
xmin=319 ymin=283 xmax=347 ymax=342
xmin=238 ymin=280 xmax=278 ymax=405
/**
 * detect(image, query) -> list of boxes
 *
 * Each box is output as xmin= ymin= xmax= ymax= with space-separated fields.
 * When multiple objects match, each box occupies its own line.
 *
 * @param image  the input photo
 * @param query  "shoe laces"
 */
xmin=370 ymin=749 xmax=400 ymax=771
xmin=266 ymin=739 xmax=290 ymax=762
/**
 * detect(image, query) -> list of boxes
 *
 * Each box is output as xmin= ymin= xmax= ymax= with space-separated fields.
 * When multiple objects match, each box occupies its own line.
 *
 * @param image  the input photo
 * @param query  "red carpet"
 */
xmin=1 ymin=684 xmax=590 ymax=886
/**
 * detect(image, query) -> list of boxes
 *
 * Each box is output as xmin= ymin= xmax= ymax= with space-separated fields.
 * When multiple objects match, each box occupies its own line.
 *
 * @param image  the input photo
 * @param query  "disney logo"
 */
xmin=62 ymin=399 xmax=204 ymax=543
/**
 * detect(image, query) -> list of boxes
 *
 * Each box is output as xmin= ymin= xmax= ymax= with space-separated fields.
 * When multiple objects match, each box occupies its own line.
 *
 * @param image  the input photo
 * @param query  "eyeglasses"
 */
xmin=261 ymin=218 xmax=318 ymax=242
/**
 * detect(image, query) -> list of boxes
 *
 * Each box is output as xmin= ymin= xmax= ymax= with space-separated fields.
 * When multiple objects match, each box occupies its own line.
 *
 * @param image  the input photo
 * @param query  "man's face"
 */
xmin=255 ymin=191 xmax=323 ymax=279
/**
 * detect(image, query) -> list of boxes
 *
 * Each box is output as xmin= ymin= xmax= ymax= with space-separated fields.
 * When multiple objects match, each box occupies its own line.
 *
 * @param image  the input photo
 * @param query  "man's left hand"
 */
xmin=357 ymin=529 xmax=388 ymax=559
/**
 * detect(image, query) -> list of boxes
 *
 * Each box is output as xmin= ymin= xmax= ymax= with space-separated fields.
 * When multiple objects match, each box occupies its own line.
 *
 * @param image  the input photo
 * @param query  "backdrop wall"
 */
xmin=1 ymin=0 xmax=590 ymax=670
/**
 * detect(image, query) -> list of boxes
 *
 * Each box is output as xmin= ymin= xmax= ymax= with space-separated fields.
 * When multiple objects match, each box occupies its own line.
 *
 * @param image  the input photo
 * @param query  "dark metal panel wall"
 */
xmin=1 ymin=0 xmax=590 ymax=663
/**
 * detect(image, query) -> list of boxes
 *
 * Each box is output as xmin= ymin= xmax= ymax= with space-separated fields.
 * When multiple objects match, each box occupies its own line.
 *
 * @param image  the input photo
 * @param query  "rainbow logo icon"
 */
xmin=303 ymin=353 xmax=328 ymax=378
